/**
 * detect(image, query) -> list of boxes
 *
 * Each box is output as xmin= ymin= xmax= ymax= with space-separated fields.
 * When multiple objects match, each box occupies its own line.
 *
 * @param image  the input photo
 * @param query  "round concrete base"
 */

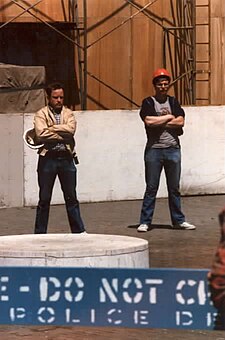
xmin=0 ymin=234 xmax=149 ymax=268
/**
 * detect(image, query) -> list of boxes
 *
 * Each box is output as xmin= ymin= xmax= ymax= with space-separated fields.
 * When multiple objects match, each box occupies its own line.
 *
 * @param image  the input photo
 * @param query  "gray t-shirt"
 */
xmin=151 ymin=97 xmax=179 ymax=148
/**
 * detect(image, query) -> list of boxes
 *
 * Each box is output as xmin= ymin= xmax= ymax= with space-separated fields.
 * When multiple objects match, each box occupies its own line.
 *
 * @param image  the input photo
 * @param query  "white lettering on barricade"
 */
xmin=145 ymin=279 xmax=163 ymax=303
xmin=37 ymin=307 xmax=55 ymax=324
xmin=65 ymin=308 xmax=97 ymax=324
xmin=0 ymin=268 xmax=218 ymax=329
xmin=39 ymin=276 xmax=84 ymax=302
xmin=122 ymin=278 xmax=143 ymax=303
xmin=99 ymin=278 xmax=163 ymax=304
xmin=176 ymin=311 xmax=193 ymax=326
xmin=40 ymin=277 xmax=61 ymax=302
xmin=176 ymin=280 xmax=207 ymax=305
xmin=100 ymin=278 xmax=118 ymax=302
xmin=206 ymin=312 xmax=218 ymax=327
xmin=107 ymin=309 xmax=122 ymax=325
xmin=0 ymin=276 xmax=9 ymax=301
xmin=64 ymin=277 xmax=84 ymax=302
xmin=65 ymin=308 xmax=81 ymax=324
xmin=10 ymin=308 xmax=26 ymax=322
xmin=134 ymin=310 xmax=149 ymax=325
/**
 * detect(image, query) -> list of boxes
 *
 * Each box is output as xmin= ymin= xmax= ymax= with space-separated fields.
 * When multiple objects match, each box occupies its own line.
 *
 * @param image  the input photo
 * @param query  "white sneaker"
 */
xmin=173 ymin=221 xmax=196 ymax=230
xmin=137 ymin=224 xmax=149 ymax=232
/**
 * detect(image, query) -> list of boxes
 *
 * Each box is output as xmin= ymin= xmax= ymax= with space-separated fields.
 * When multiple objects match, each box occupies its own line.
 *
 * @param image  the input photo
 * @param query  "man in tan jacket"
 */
xmin=34 ymin=82 xmax=86 ymax=234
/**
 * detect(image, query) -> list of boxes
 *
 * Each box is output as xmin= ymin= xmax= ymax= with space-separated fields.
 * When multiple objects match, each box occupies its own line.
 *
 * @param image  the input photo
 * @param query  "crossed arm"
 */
xmin=34 ymin=109 xmax=76 ymax=143
xmin=144 ymin=113 xmax=184 ymax=129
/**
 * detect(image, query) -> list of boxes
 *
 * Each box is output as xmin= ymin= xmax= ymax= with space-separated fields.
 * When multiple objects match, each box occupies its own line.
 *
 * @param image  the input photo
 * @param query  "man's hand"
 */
xmin=165 ymin=116 xmax=184 ymax=128
xmin=161 ymin=108 xmax=171 ymax=116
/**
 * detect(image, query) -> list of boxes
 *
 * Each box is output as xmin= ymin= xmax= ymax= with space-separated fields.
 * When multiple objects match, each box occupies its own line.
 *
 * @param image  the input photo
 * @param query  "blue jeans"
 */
xmin=34 ymin=154 xmax=85 ymax=234
xmin=140 ymin=147 xmax=185 ymax=225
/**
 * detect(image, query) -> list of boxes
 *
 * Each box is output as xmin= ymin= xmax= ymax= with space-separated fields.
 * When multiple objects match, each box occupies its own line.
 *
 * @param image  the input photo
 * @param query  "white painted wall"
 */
xmin=0 ymin=114 xmax=24 ymax=208
xmin=23 ymin=107 xmax=225 ymax=207
xmin=181 ymin=106 xmax=225 ymax=195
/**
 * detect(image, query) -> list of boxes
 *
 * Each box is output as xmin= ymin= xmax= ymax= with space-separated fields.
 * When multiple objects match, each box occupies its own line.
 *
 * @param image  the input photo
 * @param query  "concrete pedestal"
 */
xmin=0 ymin=234 xmax=149 ymax=268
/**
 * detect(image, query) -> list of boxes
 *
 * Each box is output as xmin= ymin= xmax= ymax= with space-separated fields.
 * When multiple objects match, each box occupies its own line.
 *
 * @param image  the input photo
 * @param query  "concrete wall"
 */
xmin=180 ymin=106 xmax=225 ymax=195
xmin=0 ymin=107 xmax=224 ymax=208
xmin=0 ymin=114 xmax=24 ymax=208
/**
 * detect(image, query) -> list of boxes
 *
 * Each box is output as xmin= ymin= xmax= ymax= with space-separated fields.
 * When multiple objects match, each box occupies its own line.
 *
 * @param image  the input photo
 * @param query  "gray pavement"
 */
xmin=0 ymin=195 xmax=225 ymax=339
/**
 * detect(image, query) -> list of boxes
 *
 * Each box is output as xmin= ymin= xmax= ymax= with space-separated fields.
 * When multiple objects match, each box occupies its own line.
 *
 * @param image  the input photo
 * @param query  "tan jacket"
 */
xmin=34 ymin=105 xmax=76 ymax=156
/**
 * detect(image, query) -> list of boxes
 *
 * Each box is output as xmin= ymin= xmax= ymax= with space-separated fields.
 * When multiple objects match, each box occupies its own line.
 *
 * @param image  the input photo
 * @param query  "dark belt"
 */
xmin=46 ymin=150 xmax=72 ymax=159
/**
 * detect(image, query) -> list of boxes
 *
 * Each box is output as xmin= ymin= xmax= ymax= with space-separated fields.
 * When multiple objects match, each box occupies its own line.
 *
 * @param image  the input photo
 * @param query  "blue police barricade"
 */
xmin=0 ymin=267 xmax=217 ymax=329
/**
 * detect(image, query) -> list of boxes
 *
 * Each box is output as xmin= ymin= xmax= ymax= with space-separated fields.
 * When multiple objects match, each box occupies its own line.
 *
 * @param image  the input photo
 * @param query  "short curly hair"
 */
xmin=45 ymin=82 xmax=64 ymax=97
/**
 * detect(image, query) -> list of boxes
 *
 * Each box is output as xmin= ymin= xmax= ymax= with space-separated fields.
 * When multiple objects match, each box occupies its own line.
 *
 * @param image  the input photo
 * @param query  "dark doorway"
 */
xmin=0 ymin=23 xmax=80 ymax=108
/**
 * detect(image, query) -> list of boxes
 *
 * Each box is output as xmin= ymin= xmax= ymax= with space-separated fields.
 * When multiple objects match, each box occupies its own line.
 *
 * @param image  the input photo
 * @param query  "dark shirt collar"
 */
xmin=48 ymin=105 xmax=62 ymax=115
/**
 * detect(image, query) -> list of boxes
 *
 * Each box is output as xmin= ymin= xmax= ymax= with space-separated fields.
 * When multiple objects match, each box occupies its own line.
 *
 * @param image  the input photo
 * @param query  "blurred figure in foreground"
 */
xmin=208 ymin=207 xmax=225 ymax=329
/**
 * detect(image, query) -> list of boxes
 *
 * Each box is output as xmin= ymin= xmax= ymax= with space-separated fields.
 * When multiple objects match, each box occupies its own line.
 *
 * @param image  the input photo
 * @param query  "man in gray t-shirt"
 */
xmin=137 ymin=68 xmax=196 ymax=232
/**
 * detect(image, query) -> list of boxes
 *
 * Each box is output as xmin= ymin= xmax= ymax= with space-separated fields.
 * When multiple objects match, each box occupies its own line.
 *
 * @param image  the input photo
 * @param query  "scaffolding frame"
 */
xmin=0 ymin=0 xmax=208 ymax=108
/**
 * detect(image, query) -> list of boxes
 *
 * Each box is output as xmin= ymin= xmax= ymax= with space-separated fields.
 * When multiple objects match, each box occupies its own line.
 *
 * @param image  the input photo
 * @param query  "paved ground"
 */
xmin=0 ymin=195 xmax=225 ymax=339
